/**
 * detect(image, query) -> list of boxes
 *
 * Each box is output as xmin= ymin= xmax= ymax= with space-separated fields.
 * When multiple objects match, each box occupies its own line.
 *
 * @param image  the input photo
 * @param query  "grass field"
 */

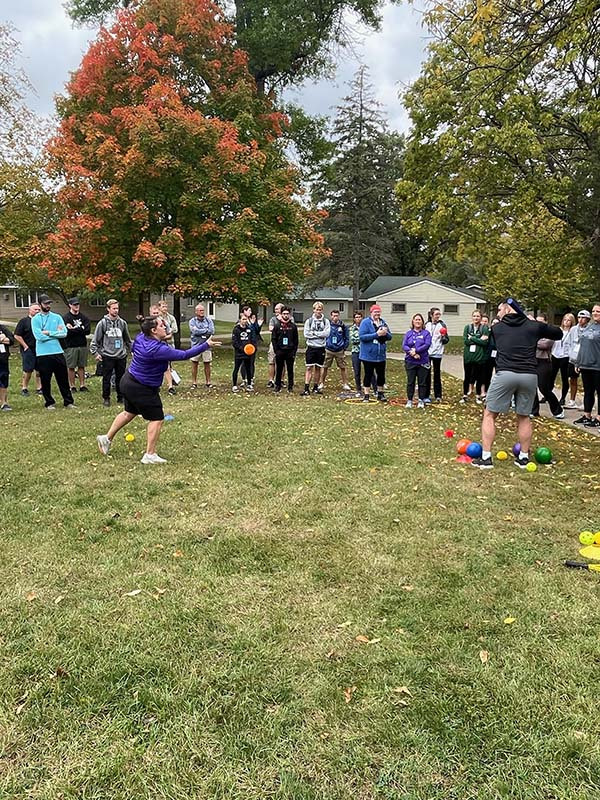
xmin=1 ymin=350 xmax=599 ymax=799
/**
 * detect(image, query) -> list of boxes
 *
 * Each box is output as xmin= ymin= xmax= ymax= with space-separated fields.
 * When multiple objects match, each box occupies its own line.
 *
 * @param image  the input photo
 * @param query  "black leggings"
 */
xmin=463 ymin=361 xmax=485 ymax=395
xmin=424 ymin=357 xmax=443 ymax=399
xmin=362 ymin=360 xmax=385 ymax=389
xmin=532 ymin=359 xmax=563 ymax=416
xmin=551 ymin=356 xmax=569 ymax=402
xmin=406 ymin=363 xmax=429 ymax=401
xmin=581 ymin=369 xmax=600 ymax=415
xmin=233 ymin=353 xmax=253 ymax=385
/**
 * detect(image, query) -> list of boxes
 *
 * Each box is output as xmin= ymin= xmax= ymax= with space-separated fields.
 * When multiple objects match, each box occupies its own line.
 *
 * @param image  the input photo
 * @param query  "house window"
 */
xmin=391 ymin=303 xmax=406 ymax=313
xmin=444 ymin=304 xmax=459 ymax=314
xmin=208 ymin=301 xmax=215 ymax=317
xmin=339 ymin=302 xmax=345 ymax=312
xmin=89 ymin=298 xmax=105 ymax=307
xmin=293 ymin=311 xmax=304 ymax=323
xmin=186 ymin=297 xmax=196 ymax=307
xmin=14 ymin=290 xmax=39 ymax=308
xmin=358 ymin=301 xmax=367 ymax=312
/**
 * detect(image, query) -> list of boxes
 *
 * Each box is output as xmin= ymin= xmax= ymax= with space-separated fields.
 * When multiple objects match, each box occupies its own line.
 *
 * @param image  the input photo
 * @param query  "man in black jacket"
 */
xmin=271 ymin=306 xmax=298 ymax=393
xmin=471 ymin=300 xmax=562 ymax=469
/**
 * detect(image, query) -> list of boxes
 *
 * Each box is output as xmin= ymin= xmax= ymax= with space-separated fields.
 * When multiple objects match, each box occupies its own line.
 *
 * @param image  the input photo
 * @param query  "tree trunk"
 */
xmin=173 ymin=294 xmax=181 ymax=347
xmin=138 ymin=291 xmax=145 ymax=316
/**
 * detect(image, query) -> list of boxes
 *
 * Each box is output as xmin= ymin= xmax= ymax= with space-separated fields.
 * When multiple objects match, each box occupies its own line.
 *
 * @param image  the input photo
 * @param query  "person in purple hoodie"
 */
xmin=402 ymin=313 xmax=432 ymax=409
xmin=96 ymin=316 xmax=219 ymax=464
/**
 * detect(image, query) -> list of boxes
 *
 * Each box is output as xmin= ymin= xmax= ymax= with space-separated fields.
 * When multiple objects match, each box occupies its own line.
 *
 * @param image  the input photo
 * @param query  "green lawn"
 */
xmin=1 ymin=350 xmax=599 ymax=799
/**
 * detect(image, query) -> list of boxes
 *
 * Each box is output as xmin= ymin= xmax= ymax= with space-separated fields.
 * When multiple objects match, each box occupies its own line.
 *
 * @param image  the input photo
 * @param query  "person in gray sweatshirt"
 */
xmin=575 ymin=303 xmax=600 ymax=427
xmin=301 ymin=301 xmax=330 ymax=395
xmin=90 ymin=299 xmax=132 ymax=406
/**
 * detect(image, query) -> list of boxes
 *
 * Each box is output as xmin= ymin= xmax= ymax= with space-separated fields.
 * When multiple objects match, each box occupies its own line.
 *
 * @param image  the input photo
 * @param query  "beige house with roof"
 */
xmin=361 ymin=276 xmax=487 ymax=335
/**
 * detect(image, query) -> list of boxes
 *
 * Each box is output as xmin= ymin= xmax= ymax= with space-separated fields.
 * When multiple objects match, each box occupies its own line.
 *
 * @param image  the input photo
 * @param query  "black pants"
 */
xmin=424 ymin=357 xmax=443 ymax=399
xmin=275 ymin=351 xmax=295 ymax=390
xmin=240 ymin=353 xmax=256 ymax=382
xmin=581 ymin=368 xmax=600 ymax=415
xmin=532 ymin=358 xmax=562 ymax=416
xmin=233 ymin=353 xmax=253 ymax=385
xmin=102 ymin=356 xmax=126 ymax=401
xmin=362 ymin=360 xmax=385 ymax=390
xmin=406 ymin=363 xmax=429 ymax=401
xmin=463 ymin=361 xmax=485 ymax=396
xmin=481 ymin=357 xmax=494 ymax=394
xmin=37 ymin=353 xmax=74 ymax=408
xmin=551 ymin=355 xmax=569 ymax=403
xmin=352 ymin=352 xmax=376 ymax=393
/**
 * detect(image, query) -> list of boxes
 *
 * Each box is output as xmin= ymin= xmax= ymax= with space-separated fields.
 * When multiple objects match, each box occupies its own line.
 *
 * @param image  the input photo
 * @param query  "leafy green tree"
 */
xmin=44 ymin=0 xmax=327 ymax=303
xmin=399 ymin=0 xmax=600 ymax=284
xmin=312 ymin=67 xmax=415 ymax=308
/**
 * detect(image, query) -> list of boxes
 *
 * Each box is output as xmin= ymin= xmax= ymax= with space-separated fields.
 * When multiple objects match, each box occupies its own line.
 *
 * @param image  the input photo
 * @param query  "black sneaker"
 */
xmin=70 ymin=386 xmax=77 ymax=393
xmin=583 ymin=417 xmax=600 ymax=427
xmin=377 ymin=392 xmax=387 ymax=403
xmin=79 ymin=386 xmax=89 ymax=392
xmin=313 ymin=386 xmax=323 ymax=395
xmin=20 ymin=388 xmax=29 ymax=396
xmin=267 ymin=380 xmax=275 ymax=389
xmin=362 ymin=394 xmax=370 ymax=403
xmin=168 ymin=387 xmax=177 ymax=395
xmin=514 ymin=455 xmax=530 ymax=469
xmin=103 ymin=398 xmax=110 ymax=407
xmin=470 ymin=456 xmax=493 ymax=469
xmin=574 ymin=415 xmax=588 ymax=424
xmin=300 ymin=389 xmax=310 ymax=396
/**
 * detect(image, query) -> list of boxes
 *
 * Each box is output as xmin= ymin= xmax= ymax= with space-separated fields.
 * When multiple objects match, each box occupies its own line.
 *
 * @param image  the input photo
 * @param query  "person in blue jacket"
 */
xmin=359 ymin=304 xmax=392 ymax=402
xmin=322 ymin=308 xmax=351 ymax=392
xmin=402 ymin=313 xmax=432 ymax=409
xmin=96 ymin=316 xmax=219 ymax=464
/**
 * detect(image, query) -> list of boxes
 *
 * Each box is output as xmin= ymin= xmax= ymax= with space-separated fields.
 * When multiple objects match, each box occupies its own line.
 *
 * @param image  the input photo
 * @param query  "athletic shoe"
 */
xmin=46 ymin=405 xmax=56 ymax=411
xmin=287 ymin=389 xmax=294 ymax=394
xmin=141 ymin=452 xmax=167 ymax=464
xmin=417 ymin=400 xmax=425 ymax=409
xmin=565 ymin=399 xmax=577 ymax=408
xmin=313 ymin=386 xmax=323 ymax=395
xmin=273 ymin=387 xmax=282 ymax=393
xmin=103 ymin=398 xmax=110 ymax=407
xmin=300 ymin=389 xmax=310 ymax=396
xmin=476 ymin=396 xmax=483 ymax=405
xmin=167 ymin=387 xmax=177 ymax=396
xmin=317 ymin=383 xmax=324 ymax=391
xmin=355 ymin=392 xmax=362 ymax=398
xmin=1 ymin=403 xmax=12 ymax=411
xmin=573 ymin=415 xmax=588 ymax=424
xmin=470 ymin=456 xmax=493 ymax=469
xmin=20 ymin=388 xmax=29 ymax=396
xmin=79 ymin=386 xmax=89 ymax=393
xmin=514 ymin=455 xmax=530 ymax=469
xmin=246 ymin=383 xmax=254 ymax=392
xmin=553 ymin=411 xmax=565 ymax=419
xmin=267 ymin=380 xmax=275 ymax=388
xmin=377 ymin=392 xmax=387 ymax=403
xmin=362 ymin=395 xmax=370 ymax=403
xmin=36 ymin=388 xmax=43 ymax=395
xmin=232 ymin=385 xmax=239 ymax=393
xmin=190 ymin=383 xmax=198 ymax=389
xmin=405 ymin=400 xmax=413 ymax=408
xmin=459 ymin=396 xmax=468 ymax=404
xmin=65 ymin=404 xmax=76 ymax=410
xmin=205 ymin=383 xmax=213 ymax=389
xmin=435 ymin=397 xmax=442 ymax=403
xmin=70 ymin=386 xmax=77 ymax=393
xmin=424 ymin=397 xmax=432 ymax=405
xmin=583 ymin=417 xmax=600 ymax=427
xmin=97 ymin=434 xmax=111 ymax=455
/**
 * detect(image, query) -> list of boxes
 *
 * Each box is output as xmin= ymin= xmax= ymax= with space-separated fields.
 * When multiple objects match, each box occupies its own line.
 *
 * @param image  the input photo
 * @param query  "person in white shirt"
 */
xmin=425 ymin=307 xmax=449 ymax=402
xmin=551 ymin=313 xmax=576 ymax=407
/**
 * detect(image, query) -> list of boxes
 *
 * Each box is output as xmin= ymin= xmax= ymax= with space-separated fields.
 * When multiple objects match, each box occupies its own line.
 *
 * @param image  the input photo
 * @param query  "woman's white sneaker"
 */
xmin=141 ymin=453 xmax=167 ymax=464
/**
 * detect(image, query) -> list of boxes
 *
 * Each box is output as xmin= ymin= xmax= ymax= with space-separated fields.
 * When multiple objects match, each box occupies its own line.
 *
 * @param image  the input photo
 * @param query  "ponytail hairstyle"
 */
xmin=141 ymin=316 xmax=159 ymax=336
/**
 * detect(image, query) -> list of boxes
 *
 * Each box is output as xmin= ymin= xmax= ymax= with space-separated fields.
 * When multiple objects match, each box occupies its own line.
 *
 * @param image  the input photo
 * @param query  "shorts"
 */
xmin=268 ymin=342 xmax=276 ymax=365
xmin=64 ymin=346 xmax=88 ymax=369
xmin=120 ymin=371 xmax=164 ymax=421
xmin=0 ymin=364 xmax=8 ymax=389
xmin=22 ymin=349 xmax=36 ymax=373
xmin=485 ymin=370 xmax=538 ymax=416
xmin=324 ymin=349 xmax=347 ymax=369
xmin=190 ymin=349 xmax=212 ymax=363
xmin=305 ymin=346 xmax=325 ymax=367
xmin=568 ymin=362 xmax=578 ymax=380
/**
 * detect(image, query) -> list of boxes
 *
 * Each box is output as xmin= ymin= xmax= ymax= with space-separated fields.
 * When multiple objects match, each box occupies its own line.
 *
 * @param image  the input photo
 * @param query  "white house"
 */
xmin=361 ymin=276 xmax=487 ymax=335
xmin=286 ymin=286 xmax=353 ymax=322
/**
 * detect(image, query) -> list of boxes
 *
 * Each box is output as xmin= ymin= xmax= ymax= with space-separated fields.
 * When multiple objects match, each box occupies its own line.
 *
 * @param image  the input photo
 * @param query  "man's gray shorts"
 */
xmin=486 ymin=370 xmax=538 ymax=416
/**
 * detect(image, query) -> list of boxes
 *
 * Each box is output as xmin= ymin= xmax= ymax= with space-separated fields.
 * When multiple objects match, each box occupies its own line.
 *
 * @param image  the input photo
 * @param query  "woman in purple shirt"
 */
xmin=96 ymin=316 xmax=219 ymax=464
xmin=402 ymin=313 xmax=432 ymax=409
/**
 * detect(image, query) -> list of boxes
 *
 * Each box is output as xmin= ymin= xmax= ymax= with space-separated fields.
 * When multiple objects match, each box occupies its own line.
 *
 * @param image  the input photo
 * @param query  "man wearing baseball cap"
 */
xmin=31 ymin=294 xmax=75 ymax=409
xmin=63 ymin=298 xmax=91 ymax=393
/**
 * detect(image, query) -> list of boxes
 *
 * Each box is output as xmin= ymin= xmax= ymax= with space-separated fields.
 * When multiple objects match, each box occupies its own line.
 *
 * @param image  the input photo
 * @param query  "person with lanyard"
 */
xmin=271 ymin=306 xmax=298 ymax=393
xmin=158 ymin=299 xmax=178 ymax=395
xmin=470 ymin=298 xmax=561 ymax=469
xmin=358 ymin=304 xmax=392 ymax=403
xmin=460 ymin=310 xmax=490 ymax=404
xmin=96 ymin=316 xmax=220 ymax=463
xmin=189 ymin=303 xmax=215 ymax=389
xmin=31 ymin=294 xmax=75 ymax=410
xmin=403 ymin=313 xmax=432 ymax=408
xmin=575 ymin=303 xmax=600 ymax=428
xmin=13 ymin=302 xmax=42 ymax=396
xmin=425 ymin=307 xmax=449 ymax=403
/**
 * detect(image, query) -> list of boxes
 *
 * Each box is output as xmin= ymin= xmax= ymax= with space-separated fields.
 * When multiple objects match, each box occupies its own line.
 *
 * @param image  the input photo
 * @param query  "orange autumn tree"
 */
xmin=45 ymin=0 xmax=326 ymax=302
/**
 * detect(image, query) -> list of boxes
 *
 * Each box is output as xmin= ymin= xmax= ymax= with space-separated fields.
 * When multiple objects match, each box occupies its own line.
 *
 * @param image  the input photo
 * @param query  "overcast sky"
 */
xmin=3 ymin=1 xmax=428 ymax=132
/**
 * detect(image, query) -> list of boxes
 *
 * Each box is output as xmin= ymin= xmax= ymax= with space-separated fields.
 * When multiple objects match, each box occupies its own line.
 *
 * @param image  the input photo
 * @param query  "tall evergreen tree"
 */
xmin=313 ymin=67 xmax=412 ymax=309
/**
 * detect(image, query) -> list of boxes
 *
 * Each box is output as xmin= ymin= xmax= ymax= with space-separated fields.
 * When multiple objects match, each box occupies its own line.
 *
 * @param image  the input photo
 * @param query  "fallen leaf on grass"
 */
xmin=133 ymin=511 xmax=142 ymax=520
xmin=479 ymin=650 xmax=489 ymax=665
xmin=355 ymin=634 xmax=370 ymax=643
xmin=337 ymin=621 xmax=352 ymax=628
xmin=503 ymin=617 xmax=516 ymax=625
xmin=367 ymin=637 xmax=381 ymax=645
xmin=25 ymin=591 xmax=37 ymax=602
xmin=53 ymin=666 xmax=69 ymax=679
xmin=173 ymin=549 xmax=184 ymax=558
xmin=54 ymin=595 xmax=65 ymax=605
xmin=15 ymin=691 xmax=28 ymax=715
xmin=401 ymin=585 xmax=414 ymax=592
xmin=343 ymin=686 xmax=357 ymax=704
xmin=393 ymin=686 xmax=412 ymax=696
xmin=123 ymin=589 xmax=142 ymax=597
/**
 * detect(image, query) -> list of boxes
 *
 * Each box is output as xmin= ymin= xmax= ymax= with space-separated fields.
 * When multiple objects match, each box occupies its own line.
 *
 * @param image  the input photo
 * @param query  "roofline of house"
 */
xmin=363 ymin=278 xmax=485 ymax=303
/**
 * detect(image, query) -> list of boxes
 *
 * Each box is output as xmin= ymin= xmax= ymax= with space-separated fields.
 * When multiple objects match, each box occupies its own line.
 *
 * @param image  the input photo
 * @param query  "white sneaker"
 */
xmin=97 ymin=434 xmax=111 ymax=455
xmin=232 ymin=385 xmax=239 ymax=393
xmin=405 ymin=400 xmax=413 ymax=408
xmin=565 ymin=399 xmax=576 ymax=408
xmin=417 ymin=400 xmax=425 ymax=409
xmin=317 ymin=383 xmax=324 ymax=391
xmin=141 ymin=453 xmax=167 ymax=464
xmin=342 ymin=384 xmax=352 ymax=391
xmin=46 ymin=405 xmax=56 ymax=411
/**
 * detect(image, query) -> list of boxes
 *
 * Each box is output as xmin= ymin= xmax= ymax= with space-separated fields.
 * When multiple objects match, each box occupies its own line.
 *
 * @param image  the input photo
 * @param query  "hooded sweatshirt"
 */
xmin=492 ymin=314 xmax=562 ymax=374
xmin=231 ymin=322 xmax=257 ymax=354
xmin=358 ymin=317 xmax=392 ymax=362
xmin=576 ymin=321 xmax=600 ymax=370
xmin=303 ymin=315 xmax=330 ymax=349
xmin=90 ymin=314 xmax=132 ymax=359
xmin=128 ymin=335 xmax=209 ymax=386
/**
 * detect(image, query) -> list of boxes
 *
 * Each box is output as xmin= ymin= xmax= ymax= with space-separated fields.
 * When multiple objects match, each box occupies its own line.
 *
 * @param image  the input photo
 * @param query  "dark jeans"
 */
xmin=275 ymin=351 xmax=295 ymax=390
xmin=424 ymin=356 xmax=443 ymax=399
xmin=352 ymin=352 xmax=376 ymax=393
xmin=463 ymin=361 xmax=485 ymax=396
xmin=362 ymin=360 xmax=386 ymax=390
xmin=532 ymin=358 xmax=563 ymax=416
xmin=37 ymin=353 xmax=74 ymax=408
xmin=581 ymin=368 xmax=600 ymax=415
xmin=551 ymin=355 xmax=569 ymax=403
xmin=233 ymin=353 xmax=253 ymax=385
xmin=406 ymin=363 xmax=429 ymax=401
xmin=102 ymin=356 xmax=126 ymax=401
